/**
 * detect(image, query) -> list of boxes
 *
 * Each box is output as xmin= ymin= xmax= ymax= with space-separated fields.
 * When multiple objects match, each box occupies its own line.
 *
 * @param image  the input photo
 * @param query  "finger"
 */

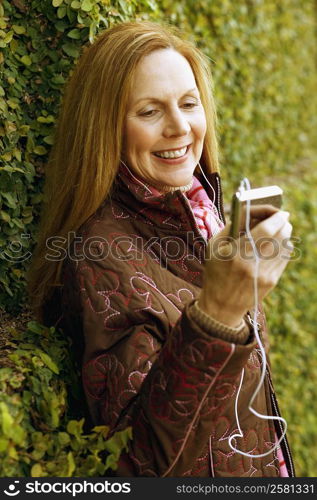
xmin=237 ymin=219 xmax=292 ymax=261
xmin=255 ymin=237 xmax=293 ymax=261
xmin=237 ymin=204 xmax=279 ymax=233
xmin=270 ymin=222 xmax=294 ymax=259
xmin=257 ymin=259 xmax=290 ymax=299
xmin=261 ymin=249 xmax=291 ymax=285
xmin=255 ymin=234 xmax=294 ymax=280
xmin=242 ymin=203 xmax=280 ymax=221
xmin=258 ymin=221 xmax=293 ymax=254
xmin=250 ymin=204 xmax=280 ymax=218
xmin=276 ymin=221 xmax=293 ymax=242
xmin=250 ymin=210 xmax=290 ymax=240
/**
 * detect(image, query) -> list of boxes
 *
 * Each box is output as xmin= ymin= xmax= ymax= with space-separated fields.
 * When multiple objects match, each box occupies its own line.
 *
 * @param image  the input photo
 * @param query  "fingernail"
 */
xmin=279 ymin=210 xmax=290 ymax=218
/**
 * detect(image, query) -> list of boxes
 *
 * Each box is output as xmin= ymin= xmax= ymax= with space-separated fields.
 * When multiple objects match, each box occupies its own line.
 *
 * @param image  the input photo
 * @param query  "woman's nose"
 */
xmin=163 ymin=109 xmax=191 ymax=137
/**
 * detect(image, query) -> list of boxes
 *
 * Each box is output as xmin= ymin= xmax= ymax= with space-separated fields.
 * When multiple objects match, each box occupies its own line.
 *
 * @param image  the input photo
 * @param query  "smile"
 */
xmin=153 ymin=146 xmax=188 ymax=159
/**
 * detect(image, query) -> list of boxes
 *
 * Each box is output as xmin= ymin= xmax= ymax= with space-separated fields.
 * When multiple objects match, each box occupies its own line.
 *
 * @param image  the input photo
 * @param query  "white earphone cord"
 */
xmin=197 ymin=163 xmax=224 ymax=232
xmin=228 ymin=177 xmax=287 ymax=458
xmin=200 ymin=173 xmax=287 ymax=459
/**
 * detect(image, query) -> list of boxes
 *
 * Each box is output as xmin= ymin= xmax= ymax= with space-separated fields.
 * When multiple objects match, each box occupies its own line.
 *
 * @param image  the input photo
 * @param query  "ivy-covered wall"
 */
xmin=1 ymin=0 xmax=316 ymax=477
xmin=1 ymin=0 xmax=316 ymax=308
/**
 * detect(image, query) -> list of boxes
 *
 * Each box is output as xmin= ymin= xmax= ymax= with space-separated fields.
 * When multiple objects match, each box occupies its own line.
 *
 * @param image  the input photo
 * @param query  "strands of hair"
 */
xmin=27 ymin=21 xmax=220 ymax=320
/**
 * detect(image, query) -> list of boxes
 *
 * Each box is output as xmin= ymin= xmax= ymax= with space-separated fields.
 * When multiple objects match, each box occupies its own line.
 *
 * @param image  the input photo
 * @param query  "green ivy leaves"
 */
xmin=0 ymin=321 xmax=132 ymax=476
xmin=0 ymin=0 xmax=159 ymax=315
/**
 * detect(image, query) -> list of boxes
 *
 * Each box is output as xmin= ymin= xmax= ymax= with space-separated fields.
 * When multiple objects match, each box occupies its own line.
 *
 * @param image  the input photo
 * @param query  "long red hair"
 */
xmin=27 ymin=20 xmax=219 ymax=320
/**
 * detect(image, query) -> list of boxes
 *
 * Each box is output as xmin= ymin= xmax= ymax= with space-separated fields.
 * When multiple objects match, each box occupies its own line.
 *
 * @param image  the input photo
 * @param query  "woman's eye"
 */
xmin=182 ymin=101 xmax=197 ymax=109
xmin=140 ymin=109 xmax=157 ymax=117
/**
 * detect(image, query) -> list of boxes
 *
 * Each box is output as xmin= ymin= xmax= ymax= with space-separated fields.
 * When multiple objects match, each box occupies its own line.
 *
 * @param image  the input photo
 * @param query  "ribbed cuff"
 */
xmin=189 ymin=300 xmax=251 ymax=345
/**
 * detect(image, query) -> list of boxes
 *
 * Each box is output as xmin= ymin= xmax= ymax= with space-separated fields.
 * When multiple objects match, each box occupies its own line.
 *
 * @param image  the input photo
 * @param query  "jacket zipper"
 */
xmin=266 ymin=369 xmax=296 ymax=477
xmin=178 ymin=192 xmax=209 ymax=243
xmin=253 ymin=318 xmax=295 ymax=477
xmin=178 ymin=176 xmax=220 ymax=477
xmin=179 ymin=175 xmax=234 ymax=477
xmin=179 ymin=173 xmax=225 ymax=242
xmin=181 ymin=174 xmax=295 ymax=477
xmin=209 ymin=436 xmax=215 ymax=477
xmin=216 ymin=175 xmax=225 ymax=225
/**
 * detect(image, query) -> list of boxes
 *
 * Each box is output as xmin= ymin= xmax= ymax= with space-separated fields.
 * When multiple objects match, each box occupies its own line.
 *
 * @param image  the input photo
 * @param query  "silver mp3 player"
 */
xmin=230 ymin=184 xmax=283 ymax=238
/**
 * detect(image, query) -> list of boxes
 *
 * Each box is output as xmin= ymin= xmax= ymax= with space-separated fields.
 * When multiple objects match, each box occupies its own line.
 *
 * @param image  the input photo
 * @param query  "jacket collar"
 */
xmin=111 ymin=163 xmax=225 ymax=234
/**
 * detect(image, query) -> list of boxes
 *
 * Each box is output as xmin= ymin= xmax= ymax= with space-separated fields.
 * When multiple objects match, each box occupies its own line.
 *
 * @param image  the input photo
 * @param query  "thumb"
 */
xmin=207 ymin=222 xmax=235 ymax=260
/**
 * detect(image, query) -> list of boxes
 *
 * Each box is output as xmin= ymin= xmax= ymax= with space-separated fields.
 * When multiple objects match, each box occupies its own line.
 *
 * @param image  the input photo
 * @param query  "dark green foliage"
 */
xmin=0 ymin=320 xmax=132 ymax=477
xmin=1 ymin=0 xmax=316 ymax=477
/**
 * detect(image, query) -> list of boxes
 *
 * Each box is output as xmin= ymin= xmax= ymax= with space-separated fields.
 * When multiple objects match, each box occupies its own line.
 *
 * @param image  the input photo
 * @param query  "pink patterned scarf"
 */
xmin=185 ymin=176 xmax=224 ymax=240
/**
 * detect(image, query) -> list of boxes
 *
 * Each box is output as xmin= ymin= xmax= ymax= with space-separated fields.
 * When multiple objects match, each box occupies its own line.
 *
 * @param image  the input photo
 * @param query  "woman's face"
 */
xmin=123 ymin=49 xmax=207 ymax=188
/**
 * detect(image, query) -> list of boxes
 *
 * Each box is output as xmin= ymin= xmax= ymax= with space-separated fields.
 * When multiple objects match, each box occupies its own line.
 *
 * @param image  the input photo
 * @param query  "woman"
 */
xmin=28 ymin=21 xmax=295 ymax=477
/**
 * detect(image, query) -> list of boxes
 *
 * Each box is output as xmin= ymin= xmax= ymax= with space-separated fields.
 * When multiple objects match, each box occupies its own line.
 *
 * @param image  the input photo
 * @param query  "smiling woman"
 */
xmin=27 ymin=21 xmax=295 ymax=477
xmin=124 ymin=49 xmax=206 ymax=189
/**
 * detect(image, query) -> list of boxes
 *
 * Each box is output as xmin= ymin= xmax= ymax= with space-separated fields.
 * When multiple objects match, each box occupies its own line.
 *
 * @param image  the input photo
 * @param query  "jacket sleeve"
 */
xmin=75 ymin=256 xmax=259 ymax=477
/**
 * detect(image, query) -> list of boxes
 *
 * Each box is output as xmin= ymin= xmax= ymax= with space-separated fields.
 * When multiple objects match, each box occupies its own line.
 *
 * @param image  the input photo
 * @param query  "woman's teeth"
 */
xmin=154 ymin=146 xmax=187 ymax=159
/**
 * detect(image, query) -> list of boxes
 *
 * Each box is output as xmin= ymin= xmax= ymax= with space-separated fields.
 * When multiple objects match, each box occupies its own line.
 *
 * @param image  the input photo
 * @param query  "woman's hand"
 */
xmin=198 ymin=206 xmax=293 ymax=327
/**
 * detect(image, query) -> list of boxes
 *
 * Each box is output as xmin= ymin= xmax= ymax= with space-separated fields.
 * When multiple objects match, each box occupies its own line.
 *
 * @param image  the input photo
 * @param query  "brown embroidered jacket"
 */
xmin=46 ymin=166 xmax=295 ymax=477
